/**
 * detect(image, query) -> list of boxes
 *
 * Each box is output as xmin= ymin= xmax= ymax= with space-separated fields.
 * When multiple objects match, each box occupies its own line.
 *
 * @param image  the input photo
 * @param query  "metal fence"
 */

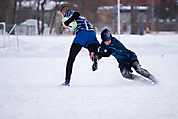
xmin=0 ymin=0 xmax=178 ymax=35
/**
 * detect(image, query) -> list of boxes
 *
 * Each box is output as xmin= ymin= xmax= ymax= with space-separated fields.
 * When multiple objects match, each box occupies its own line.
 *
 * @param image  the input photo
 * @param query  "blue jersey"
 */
xmin=64 ymin=11 xmax=98 ymax=48
xmin=64 ymin=11 xmax=94 ymax=33
xmin=99 ymin=37 xmax=138 ymax=68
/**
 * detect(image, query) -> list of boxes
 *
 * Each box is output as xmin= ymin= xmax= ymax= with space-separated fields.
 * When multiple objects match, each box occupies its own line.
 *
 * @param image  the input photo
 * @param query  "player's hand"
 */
xmin=90 ymin=52 xmax=94 ymax=60
xmin=62 ymin=22 xmax=69 ymax=29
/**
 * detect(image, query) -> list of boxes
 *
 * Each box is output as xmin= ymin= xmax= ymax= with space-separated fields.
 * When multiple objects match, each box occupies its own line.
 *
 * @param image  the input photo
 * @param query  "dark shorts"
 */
xmin=73 ymin=30 xmax=98 ymax=48
xmin=118 ymin=53 xmax=138 ymax=69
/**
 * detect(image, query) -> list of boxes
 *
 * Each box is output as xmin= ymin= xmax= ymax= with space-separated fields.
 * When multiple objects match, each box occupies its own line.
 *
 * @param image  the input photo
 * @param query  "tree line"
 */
xmin=0 ymin=0 xmax=177 ymax=35
xmin=0 ymin=0 xmax=111 ymax=35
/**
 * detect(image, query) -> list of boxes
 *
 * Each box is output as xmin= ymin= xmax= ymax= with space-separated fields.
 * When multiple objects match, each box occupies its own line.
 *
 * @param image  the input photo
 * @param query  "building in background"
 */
xmin=0 ymin=0 xmax=177 ymax=35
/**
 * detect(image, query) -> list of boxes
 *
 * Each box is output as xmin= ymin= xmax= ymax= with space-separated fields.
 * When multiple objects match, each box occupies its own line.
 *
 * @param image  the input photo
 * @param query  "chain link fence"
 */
xmin=0 ymin=0 xmax=178 ymax=35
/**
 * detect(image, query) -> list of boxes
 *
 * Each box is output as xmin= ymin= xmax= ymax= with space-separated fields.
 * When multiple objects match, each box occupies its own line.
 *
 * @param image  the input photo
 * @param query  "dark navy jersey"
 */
xmin=64 ymin=11 xmax=94 ymax=33
xmin=99 ymin=37 xmax=138 ymax=68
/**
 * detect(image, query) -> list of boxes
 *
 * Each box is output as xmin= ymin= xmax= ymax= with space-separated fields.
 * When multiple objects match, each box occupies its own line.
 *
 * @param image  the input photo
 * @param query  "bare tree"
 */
xmin=37 ymin=0 xmax=40 ymax=34
xmin=85 ymin=0 xmax=102 ymax=30
xmin=41 ymin=0 xmax=47 ymax=34
xmin=37 ymin=0 xmax=47 ymax=35
xmin=0 ymin=0 xmax=17 ymax=24
xmin=70 ymin=0 xmax=102 ymax=30
xmin=130 ymin=0 xmax=138 ymax=34
xmin=48 ymin=2 xmax=59 ymax=35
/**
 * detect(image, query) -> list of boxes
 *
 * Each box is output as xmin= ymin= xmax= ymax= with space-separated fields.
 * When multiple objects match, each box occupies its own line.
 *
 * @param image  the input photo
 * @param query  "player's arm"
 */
xmin=64 ymin=12 xmax=80 ymax=26
xmin=96 ymin=48 xmax=115 ymax=59
xmin=100 ymin=48 xmax=115 ymax=57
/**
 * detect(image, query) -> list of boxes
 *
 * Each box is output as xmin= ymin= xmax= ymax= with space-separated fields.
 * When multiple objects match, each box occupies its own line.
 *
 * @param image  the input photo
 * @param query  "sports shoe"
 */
xmin=149 ymin=75 xmax=157 ymax=85
xmin=92 ymin=55 xmax=99 ymax=71
xmin=151 ymin=80 xmax=156 ymax=85
xmin=61 ymin=81 xmax=70 ymax=86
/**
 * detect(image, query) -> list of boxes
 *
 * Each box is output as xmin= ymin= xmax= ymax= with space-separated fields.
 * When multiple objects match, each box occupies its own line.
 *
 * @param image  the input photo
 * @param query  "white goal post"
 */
xmin=0 ymin=22 xmax=6 ymax=49
xmin=0 ymin=22 xmax=19 ymax=50
xmin=9 ymin=24 xmax=17 ymax=35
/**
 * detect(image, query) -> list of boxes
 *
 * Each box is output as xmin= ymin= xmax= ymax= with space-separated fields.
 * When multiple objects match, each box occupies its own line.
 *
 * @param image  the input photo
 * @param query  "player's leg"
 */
xmin=120 ymin=67 xmax=136 ymax=80
xmin=87 ymin=43 xmax=98 ymax=57
xmin=132 ymin=60 xmax=156 ymax=83
xmin=132 ymin=61 xmax=150 ymax=78
xmin=87 ymin=43 xmax=99 ymax=71
xmin=65 ymin=43 xmax=83 ymax=83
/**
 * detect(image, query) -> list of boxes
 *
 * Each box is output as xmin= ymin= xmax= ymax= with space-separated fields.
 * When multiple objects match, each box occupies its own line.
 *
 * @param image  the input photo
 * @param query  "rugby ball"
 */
xmin=62 ymin=17 xmax=77 ymax=29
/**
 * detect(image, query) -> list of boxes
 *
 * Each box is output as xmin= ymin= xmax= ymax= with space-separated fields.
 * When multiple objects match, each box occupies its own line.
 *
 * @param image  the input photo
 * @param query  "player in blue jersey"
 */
xmin=61 ymin=5 xmax=99 ymax=86
xmin=96 ymin=28 xmax=156 ymax=85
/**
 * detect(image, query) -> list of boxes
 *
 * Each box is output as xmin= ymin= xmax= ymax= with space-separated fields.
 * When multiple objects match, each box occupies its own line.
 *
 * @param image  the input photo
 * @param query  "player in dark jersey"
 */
xmin=97 ymin=28 xmax=156 ymax=85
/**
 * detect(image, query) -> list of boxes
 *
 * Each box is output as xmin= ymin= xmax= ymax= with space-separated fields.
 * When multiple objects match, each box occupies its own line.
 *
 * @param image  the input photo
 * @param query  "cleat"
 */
xmin=149 ymin=75 xmax=157 ymax=85
xmin=61 ymin=81 xmax=70 ymax=86
xmin=151 ymin=81 xmax=156 ymax=85
xmin=92 ymin=55 xmax=98 ymax=71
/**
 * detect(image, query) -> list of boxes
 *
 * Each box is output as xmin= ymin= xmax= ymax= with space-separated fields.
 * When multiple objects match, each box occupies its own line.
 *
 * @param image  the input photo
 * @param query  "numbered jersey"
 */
xmin=64 ymin=11 xmax=94 ymax=33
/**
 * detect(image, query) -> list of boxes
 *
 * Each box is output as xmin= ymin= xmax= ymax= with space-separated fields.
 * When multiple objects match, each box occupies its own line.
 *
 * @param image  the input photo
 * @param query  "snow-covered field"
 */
xmin=0 ymin=34 xmax=178 ymax=119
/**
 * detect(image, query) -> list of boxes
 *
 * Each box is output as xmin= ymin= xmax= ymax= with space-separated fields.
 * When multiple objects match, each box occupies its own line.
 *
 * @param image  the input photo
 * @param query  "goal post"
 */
xmin=0 ymin=23 xmax=19 ymax=50
xmin=0 ymin=22 xmax=6 ymax=49
xmin=8 ymin=24 xmax=19 ymax=51
xmin=9 ymin=24 xmax=17 ymax=35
